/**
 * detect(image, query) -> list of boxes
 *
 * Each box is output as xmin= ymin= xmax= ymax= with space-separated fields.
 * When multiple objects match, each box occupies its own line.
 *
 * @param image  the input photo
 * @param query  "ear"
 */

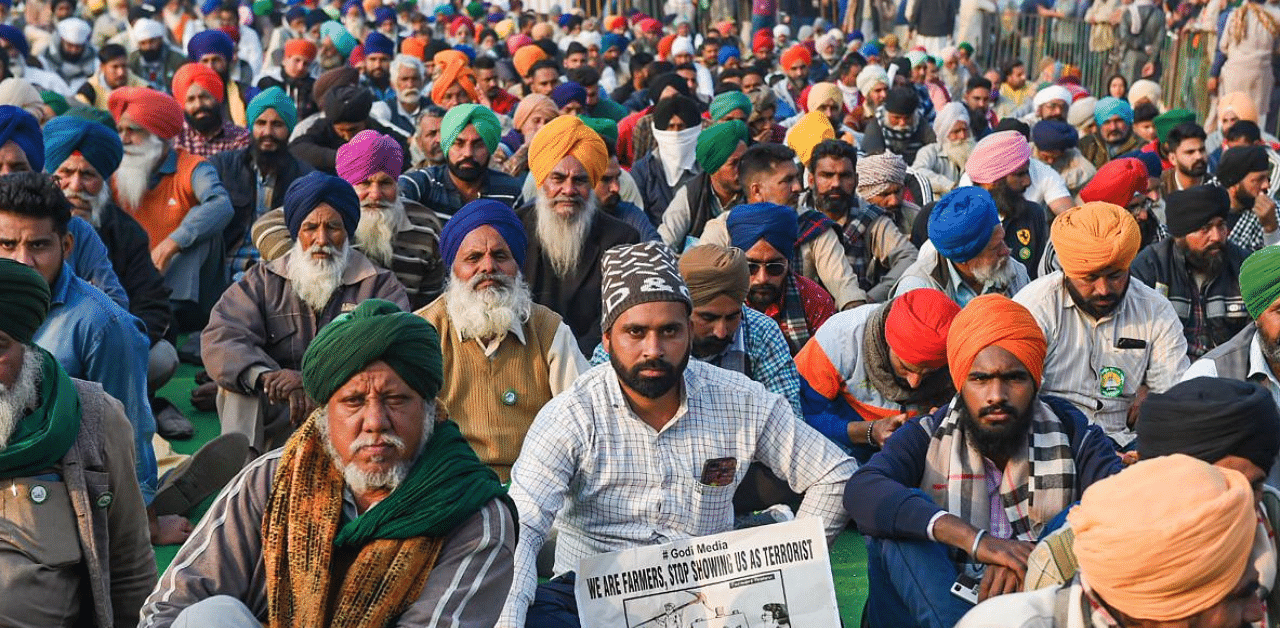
xmin=61 ymin=232 xmax=74 ymax=261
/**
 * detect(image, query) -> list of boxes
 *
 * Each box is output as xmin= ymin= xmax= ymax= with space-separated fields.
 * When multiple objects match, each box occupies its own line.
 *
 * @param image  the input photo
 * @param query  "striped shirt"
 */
xmin=398 ymin=165 xmax=524 ymax=225
xmin=499 ymin=359 xmax=856 ymax=628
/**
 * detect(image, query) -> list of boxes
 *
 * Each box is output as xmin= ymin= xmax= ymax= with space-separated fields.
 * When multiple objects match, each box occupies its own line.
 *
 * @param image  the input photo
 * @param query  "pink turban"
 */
xmin=336 ymin=129 xmax=403 ymax=185
xmin=964 ymin=130 xmax=1032 ymax=185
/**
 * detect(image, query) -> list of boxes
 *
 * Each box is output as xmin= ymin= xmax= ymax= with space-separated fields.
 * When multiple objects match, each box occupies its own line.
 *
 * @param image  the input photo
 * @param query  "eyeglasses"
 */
xmin=747 ymin=261 xmax=788 ymax=277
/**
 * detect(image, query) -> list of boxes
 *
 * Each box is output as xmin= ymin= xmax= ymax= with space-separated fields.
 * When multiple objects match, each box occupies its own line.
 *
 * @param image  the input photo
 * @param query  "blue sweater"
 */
xmin=844 ymin=396 xmax=1123 ymax=540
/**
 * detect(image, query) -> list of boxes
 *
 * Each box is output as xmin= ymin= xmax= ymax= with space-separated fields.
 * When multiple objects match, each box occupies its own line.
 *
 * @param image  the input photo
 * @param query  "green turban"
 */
xmin=441 ymin=103 xmax=501 ymax=156
xmin=696 ymin=120 xmax=748 ymax=175
xmin=578 ymin=115 xmax=618 ymax=149
xmin=1242 ymin=247 xmax=1280 ymax=319
xmin=246 ymin=86 xmax=299 ymax=133
xmin=0 ymin=258 xmax=50 ymax=344
xmin=40 ymin=90 xmax=68 ymax=116
xmin=1154 ymin=108 xmax=1196 ymax=145
xmin=302 ymin=299 xmax=443 ymax=404
xmin=709 ymin=91 xmax=752 ymax=122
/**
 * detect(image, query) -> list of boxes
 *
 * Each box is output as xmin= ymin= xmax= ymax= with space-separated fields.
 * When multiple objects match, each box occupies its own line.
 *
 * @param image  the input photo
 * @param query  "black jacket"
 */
xmin=208 ymin=147 xmax=314 ymax=258
xmin=96 ymin=203 xmax=173 ymax=345
xmin=289 ymin=117 xmax=410 ymax=174
xmin=1131 ymin=238 xmax=1251 ymax=358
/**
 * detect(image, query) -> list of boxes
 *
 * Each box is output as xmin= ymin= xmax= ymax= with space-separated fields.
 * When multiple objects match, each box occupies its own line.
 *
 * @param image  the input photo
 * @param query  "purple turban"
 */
xmin=364 ymin=31 xmax=394 ymax=57
xmin=336 ymin=129 xmax=404 ymax=185
xmin=551 ymin=81 xmax=588 ymax=109
xmin=439 ymin=199 xmax=528 ymax=267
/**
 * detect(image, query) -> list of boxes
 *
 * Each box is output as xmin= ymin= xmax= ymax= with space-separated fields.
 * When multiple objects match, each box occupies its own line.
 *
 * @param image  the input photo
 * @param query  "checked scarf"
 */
xmin=772 ymin=272 xmax=813 ymax=356
xmin=874 ymin=107 xmax=926 ymax=158
xmin=840 ymin=203 xmax=888 ymax=292
xmin=920 ymin=398 xmax=1075 ymax=546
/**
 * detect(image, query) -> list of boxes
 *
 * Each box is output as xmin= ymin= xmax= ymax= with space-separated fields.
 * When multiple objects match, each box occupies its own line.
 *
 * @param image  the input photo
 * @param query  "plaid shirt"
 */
xmin=762 ymin=273 xmax=836 ymax=355
xmin=173 ymin=121 xmax=251 ymax=157
xmin=500 ymin=359 xmax=855 ymax=628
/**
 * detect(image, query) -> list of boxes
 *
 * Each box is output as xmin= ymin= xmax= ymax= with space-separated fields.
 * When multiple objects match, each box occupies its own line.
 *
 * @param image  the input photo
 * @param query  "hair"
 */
xmin=1132 ymin=101 xmax=1160 ymax=124
xmin=808 ymin=138 xmax=857 ymax=173
xmin=700 ymin=39 xmax=720 ymax=52
xmin=98 ymin=43 xmax=127 ymax=63
xmin=1107 ymin=73 xmax=1128 ymax=93
xmin=1224 ymin=119 xmax=1261 ymax=144
xmin=0 ymin=172 xmax=72 ymax=236
xmin=1163 ymin=121 xmax=1208 ymax=153
xmin=477 ymin=27 xmax=497 ymax=43
xmin=741 ymin=64 xmax=765 ymax=79
xmin=965 ymin=76 xmax=992 ymax=93
xmin=717 ymin=67 xmax=742 ymax=83
xmin=713 ymin=82 xmax=743 ymax=95
xmin=674 ymin=62 xmax=696 ymax=74
xmin=526 ymin=58 xmax=559 ymax=79
xmin=533 ymin=39 xmax=558 ymax=58
xmin=566 ymin=65 xmax=600 ymax=87
xmin=629 ymin=51 xmax=654 ymax=75
xmin=999 ymin=58 xmax=1023 ymax=81
xmin=834 ymin=51 xmax=866 ymax=79
xmin=738 ymin=143 xmax=796 ymax=189
xmin=421 ymin=104 xmax=447 ymax=119
xmin=390 ymin=53 xmax=425 ymax=79
xmin=518 ymin=13 xmax=536 ymax=29
xmin=565 ymin=41 xmax=587 ymax=56
xmin=471 ymin=55 xmax=496 ymax=70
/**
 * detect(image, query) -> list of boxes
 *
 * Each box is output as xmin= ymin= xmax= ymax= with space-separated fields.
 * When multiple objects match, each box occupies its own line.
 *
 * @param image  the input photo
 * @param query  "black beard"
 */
xmin=367 ymin=69 xmax=389 ymax=87
xmin=610 ymin=351 xmax=688 ymax=399
xmin=61 ymin=45 xmax=83 ymax=61
xmin=1236 ymin=187 xmax=1257 ymax=211
xmin=814 ymin=189 xmax=853 ymax=219
xmin=691 ymin=333 xmax=732 ymax=359
xmin=1179 ymin=160 xmax=1207 ymax=178
xmin=1064 ymin=275 xmax=1129 ymax=319
xmin=447 ymin=158 xmax=485 ymax=182
xmin=957 ymin=399 xmax=1033 ymax=462
xmin=251 ymin=140 xmax=287 ymax=171
xmin=140 ymin=47 xmax=163 ymax=62
xmin=187 ymin=108 xmax=223 ymax=133
xmin=599 ymin=192 xmax=620 ymax=210
xmin=1180 ymin=240 xmax=1224 ymax=276
xmin=990 ymin=179 xmax=1025 ymax=219
xmin=746 ymin=283 xmax=781 ymax=310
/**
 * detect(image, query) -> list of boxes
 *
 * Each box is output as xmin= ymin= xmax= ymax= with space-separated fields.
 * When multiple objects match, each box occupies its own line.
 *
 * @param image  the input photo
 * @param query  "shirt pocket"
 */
xmin=0 ymin=480 xmax=82 ymax=568
xmin=686 ymin=479 xmax=736 ymax=535
xmin=1095 ymin=342 xmax=1151 ymax=401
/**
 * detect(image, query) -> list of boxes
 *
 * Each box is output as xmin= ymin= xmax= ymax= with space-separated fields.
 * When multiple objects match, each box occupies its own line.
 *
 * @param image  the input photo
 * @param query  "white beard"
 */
xmin=971 ymin=255 xmax=1015 ymax=288
xmin=355 ymin=198 xmax=407 ymax=267
xmin=317 ymin=403 xmax=435 ymax=495
xmin=0 ymin=347 xmax=43 ymax=451
xmin=534 ymin=190 xmax=597 ymax=279
xmin=444 ymin=270 xmax=533 ymax=341
xmin=943 ymin=138 xmax=975 ymax=170
xmin=68 ymin=185 xmax=114 ymax=228
xmin=286 ymin=240 xmax=351 ymax=312
xmin=397 ymin=87 xmax=421 ymax=107
xmin=114 ymin=134 xmax=166 ymax=212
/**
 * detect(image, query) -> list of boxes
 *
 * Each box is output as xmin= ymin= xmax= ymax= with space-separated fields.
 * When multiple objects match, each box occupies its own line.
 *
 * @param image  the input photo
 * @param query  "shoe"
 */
xmin=151 ymin=432 xmax=250 ymax=516
xmin=153 ymin=398 xmax=194 ymax=440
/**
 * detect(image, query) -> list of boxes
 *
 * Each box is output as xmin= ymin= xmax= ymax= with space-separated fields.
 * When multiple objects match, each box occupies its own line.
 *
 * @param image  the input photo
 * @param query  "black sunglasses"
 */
xmin=748 ymin=261 xmax=788 ymax=277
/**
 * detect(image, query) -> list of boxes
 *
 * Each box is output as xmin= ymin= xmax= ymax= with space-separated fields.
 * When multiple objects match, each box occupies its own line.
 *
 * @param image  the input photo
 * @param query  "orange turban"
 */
xmin=513 ymin=44 xmax=548 ymax=78
xmin=1050 ymin=202 xmax=1141 ymax=278
xmin=1218 ymin=91 xmax=1259 ymax=124
xmin=431 ymin=50 xmax=479 ymax=104
xmin=886 ymin=289 xmax=961 ymax=369
xmin=945 ymin=294 xmax=1046 ymax=391
xmin=401 ymin=35 xmax=427 ymax=61
xmin=171 ymin=61 xmax=224 ymax=103
xmin=108 ymin=87 xmax=184 ymax=141
xmin=786 ymin=110 xmax=834 ymax=168
xmin=780 ymin=45 xmax=812 ymax=69
xmin=529 ymin=115 xmax=608 ymax=188
xmin=283 ymin=38 xmax=317 ymax=61
xmin=1069 ymin=454 xmax=1255 ymax=621
xmin=658 ymin=34 xmax=675 ymax=59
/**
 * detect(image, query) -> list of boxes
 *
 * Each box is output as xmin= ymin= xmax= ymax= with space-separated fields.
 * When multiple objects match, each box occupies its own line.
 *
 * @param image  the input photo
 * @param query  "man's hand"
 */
xmin=1254 ymin=193 xmax=1278 ymax=233
xmin=288 ymin=388 xmax=316 ymax=427
xmin=1126 ymin=384 xmax=1150 ymax=429
xmin=973 ymin=535 xmax=1035 ymax=576
xmin=979 ymin=564 xmax=1024 ymax=601
xmin=259 ymin=369 xmax=304 ymax=404
xmin=151 ymin=237 xmax=182 ymax=273
xmin=871 ymin=413 xmax=909 ymax=446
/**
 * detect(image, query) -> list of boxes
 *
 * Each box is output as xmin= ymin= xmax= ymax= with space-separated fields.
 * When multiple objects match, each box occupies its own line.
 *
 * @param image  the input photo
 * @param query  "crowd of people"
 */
xmin=0 ymin=0 xmax=1278 ymax=626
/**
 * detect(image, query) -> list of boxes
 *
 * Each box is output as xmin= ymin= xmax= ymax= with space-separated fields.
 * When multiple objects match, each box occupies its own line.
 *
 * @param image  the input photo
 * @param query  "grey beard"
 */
xmin=70 ymin=186 xmax=113 ymax=228
xmin=534 ymin=190 xmax=598 ymax=279
xmin=942 ymin=138 xmax=975 ymax=169
xmin=1262 ymin=332 xmax=1280 ymax=367
xmin=286 ymin=240 xmax=351 ymax=312
xmin=0 ymin=347 xmax=43 ymax=450
xmin=316 ymin=404 xmax=435 ymax=497
xmin=114 ymin=134 xmax=166 ymax=211
xmin=970 ymin=254 xmax=1014 ymax=288
xmin=444 ymin=270 xmax=533 ymax=341
xmin=355 ymin=198 xmax=408 ymax=267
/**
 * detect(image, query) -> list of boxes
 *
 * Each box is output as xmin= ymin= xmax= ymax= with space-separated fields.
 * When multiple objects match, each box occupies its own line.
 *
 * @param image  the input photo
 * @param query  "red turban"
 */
xmin=449 ymin=15 xmax=474 ymax=38
xmin=431 ymin=50 xmax=479 ymax=104
xmin=886 ymin=289 xmax=962 ymax=369
xmin=284 ymin=38 xmax=317 ymax=61
xmin=108 ymin=87 xmax=184 ymax=141
xmin=752 ymin=29 xmax=773 ymax=54
xmin=1051 ymin=202 xmax=1142 ymax=278
xmin=1079 ymin=157 xmax=1148 ymax=207
xmin=171 ymin=62 xmax=224 ymax=103
xmin=780 ymin=45 xmax=812 ymax=69
xmin=604 ymin=15 xmax=626 ymax=31
xmin=946 ymin=294 xmax=1046 ymax=391
xmin=658 ymin=34 xmax=674 ymax=59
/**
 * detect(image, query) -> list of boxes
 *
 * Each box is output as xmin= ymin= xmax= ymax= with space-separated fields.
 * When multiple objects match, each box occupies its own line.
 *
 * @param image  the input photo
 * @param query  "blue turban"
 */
xmin=283 ymin=172 xmax=361 ymax=238
xmin=0 ymin=24 xmax=28 ymax=58
xmin=439 ymin=199 xmax=527 ymax=268
xmin=928 ymin=187 xmax=1000 ymax=263
xmin=1093 ymin=96 xmax=1133 ymax=127
xmin=187 ymin=29 xmax=235 ymax=62
xmin=305 ymin=9 xmax=330 ymax=28
xmin=454 ymin=43 xmax=476 ymax=61
xmin=341 ymin=0 xmax=362 ymax=14
xmin=373 ymin=5 xmax=396 ymax=23
xmin=602 ymin=33 xmax=627 ymax=53
xmin=551 ymin=81 xmax=587 ymax=109
xmin=0 ymin=105 xmax=42 ymax=171
xmin=285 ymin=5 xmax=308 ymax=22
xmin=364 ymin=32 xmax=394 ymax=57
xmin=849 ymin=29 xmax=864 ymax=42
xmin=557 ymin=13 xmax=573 ymax=27
xmin=1031 ymin=120 xmax=1078 ymax=151
xmin=859 ymin=41 xmax=880 ymax=58
xmin=717 ymin=45 xmax=740 ymax=65
xmin=246 ymin=86 xmax=298 ymax=133
xmin=433 ymin=3 xmax=454 ymax=15
xmin=199 ymin=0 xmax=219 ymax=16
xmin=727 ymin=203 xmax=797 ymax=260
xmin=42 ymin=115 xmax=122 ymax=178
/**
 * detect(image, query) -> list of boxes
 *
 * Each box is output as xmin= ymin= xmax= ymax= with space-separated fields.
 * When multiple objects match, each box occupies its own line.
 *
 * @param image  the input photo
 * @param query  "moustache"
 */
xmin=978 ymin=402 xmax=1019 ymax=419
xmin=348 ymin=432 xmax=407 ymax=459
xmin=629 ymin=358 xmax=675 ymax=377
xmin=468 ymin=271 xmax=513 ymax=291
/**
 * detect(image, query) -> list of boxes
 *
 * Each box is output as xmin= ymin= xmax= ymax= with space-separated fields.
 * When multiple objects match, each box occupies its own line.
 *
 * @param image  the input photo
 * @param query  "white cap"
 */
xmin=56 ymin=17 xmax=92 ymax=46
xmin=131 ymin=18 xmax=166 ymax=44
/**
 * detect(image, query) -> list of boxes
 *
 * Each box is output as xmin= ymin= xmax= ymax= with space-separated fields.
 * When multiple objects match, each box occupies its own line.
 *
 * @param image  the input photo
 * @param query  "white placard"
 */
xmin=575 ymin=518 xmax=841 ymax=628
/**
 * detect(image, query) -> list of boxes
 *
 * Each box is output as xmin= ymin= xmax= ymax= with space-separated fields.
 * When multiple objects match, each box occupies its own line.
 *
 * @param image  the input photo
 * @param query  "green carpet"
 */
xmin=149 ymin=360 xmax=868 ymax=624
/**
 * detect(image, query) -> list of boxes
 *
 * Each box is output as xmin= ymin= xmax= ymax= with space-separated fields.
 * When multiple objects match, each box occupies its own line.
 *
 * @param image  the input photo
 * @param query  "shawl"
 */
xmin=860 ymin=301 xmax=954 ymax=406
xmin=0 ymin=348 xmax=80 ymax=478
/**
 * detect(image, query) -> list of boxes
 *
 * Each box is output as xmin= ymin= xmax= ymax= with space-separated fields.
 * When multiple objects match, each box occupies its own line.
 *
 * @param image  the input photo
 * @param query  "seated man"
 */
xmin=0 ymin=260 xmax=156 ymax=628
xmin=1217 ymin=145 xmax=1280 ymax=253
xmin=417 ymin=199 xmax=588 ymax=482
xmin=1014 ymin=202 xmax=1188 ymax=450
xmin=858 ymin=152 xmax=924 ymax=237
xmin=958 ymin=130 xmax=1050 ymax=277
xmin=959 ymin=455 xmax=1262 ymax=628
xmin=141 ymin=299 xmax=516 ymax=628
xmin=498 ymin=241 xmax=856 ymax=628
xmin=202 ymin=172 xmax=408 ymax=456
xmin=796 ymin=288 xmax=960 ymax=463
xmin=1131 ymin=186 xmax=1251 ymax=359
xmin=845 ymin=294 xmax=1123 ymax=628
xmin=658 ymin=120 xmax=747 ymax=251
xmin=170 ymin=62 xmax=250 ymax=157
xmin=398 ymin=104 xmax=522 ymax=224
xmin=896 ymin=188 xmax=1030 ymax=306
xmin=289 ymin=84 xmax=409 ymax=174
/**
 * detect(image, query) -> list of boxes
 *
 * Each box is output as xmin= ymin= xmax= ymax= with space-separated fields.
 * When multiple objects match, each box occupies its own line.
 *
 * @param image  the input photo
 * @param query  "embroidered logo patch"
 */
xmin=1019 ymin=246 xmax=1032 ymax=261
xmin=1099 ymin=367 xmax=1125 ymax=398
xmin=1017 ymin=228 xmax=1032 ymax=246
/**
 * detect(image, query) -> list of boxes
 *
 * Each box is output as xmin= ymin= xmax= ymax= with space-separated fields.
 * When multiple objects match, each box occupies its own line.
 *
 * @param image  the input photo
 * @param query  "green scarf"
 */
xmin=0 ymin=348 xmax=81 ymax=478
xmin=334 ymin=420 xmax=514 ymax=547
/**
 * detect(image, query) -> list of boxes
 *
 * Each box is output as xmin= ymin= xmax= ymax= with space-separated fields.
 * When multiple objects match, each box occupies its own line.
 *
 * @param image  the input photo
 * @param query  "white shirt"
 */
xmin=957 ymin=158 xmax=1071 ymax=207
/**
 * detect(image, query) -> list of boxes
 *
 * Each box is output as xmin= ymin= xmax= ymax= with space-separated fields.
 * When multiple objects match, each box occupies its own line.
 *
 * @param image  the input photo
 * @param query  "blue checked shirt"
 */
xmin=498 ymin=359 xmax=855 ymax=628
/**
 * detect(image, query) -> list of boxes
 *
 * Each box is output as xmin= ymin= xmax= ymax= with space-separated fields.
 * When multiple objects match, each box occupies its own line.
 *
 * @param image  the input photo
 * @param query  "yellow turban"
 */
xmin=1069 ymin=454 xmax=1255 ymax=621
xmin=786 ymin=110 xmax=835 ymax=169
xmin=806 ymin=81 xmax=842 ymax=112
xmin=529 ymin=115 xmax=609 ymax=188
xmin=1049 ymin=202 xmax=1141 ymax=278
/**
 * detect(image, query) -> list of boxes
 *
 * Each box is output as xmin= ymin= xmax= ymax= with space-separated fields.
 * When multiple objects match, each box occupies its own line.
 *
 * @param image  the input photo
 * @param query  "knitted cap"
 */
xmin=600 ymin=241 xmax=691 ymax=333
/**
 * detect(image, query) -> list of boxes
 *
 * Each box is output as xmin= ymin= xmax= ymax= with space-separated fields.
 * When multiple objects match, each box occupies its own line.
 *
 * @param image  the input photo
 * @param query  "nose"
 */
xmin=360 ymin=397 xmax=393 ymax=433
xmin=314 ymin=228 xmax=333 ymax=247
xmin=476 ymin=252 xmax=498 ymax=275
xmin=904 ymin=371 xmax=922 ymax=389
xmin=1092 ymin=277 xmax=1113 ymax=296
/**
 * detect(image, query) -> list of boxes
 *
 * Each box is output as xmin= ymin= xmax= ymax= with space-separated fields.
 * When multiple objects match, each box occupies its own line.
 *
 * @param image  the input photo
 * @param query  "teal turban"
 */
xmin=696 ymin=120 xmax=748 ymax=175
xmin=440 ymin=103 xmax=501 ymax=155
xmin=1093 ymin=96 xmax=1133 ymax=127
xmin=578 ymin=115 xmax=619 ymax=149
xmin=320 ymin=22 xmax=358 ymax=57
xmin=1241 ymin=246 xmax=1280 ymax=320
xmin=0 ymin=258 xmax=50 ymax=344
xmin=246 ymin=86 xmax=298 ymax=133
xmin=302 ymin=299 xmax=444 ymax=404
xmin=709 ymin=91 xmax=752 ymax=122
xmin=42 ymin=115 xmax=123 ymax=178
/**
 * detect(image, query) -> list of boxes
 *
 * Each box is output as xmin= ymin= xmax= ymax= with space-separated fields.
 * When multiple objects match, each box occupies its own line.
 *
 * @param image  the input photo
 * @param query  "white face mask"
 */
xmin=651 ymin=124 xmax=700 ymax=187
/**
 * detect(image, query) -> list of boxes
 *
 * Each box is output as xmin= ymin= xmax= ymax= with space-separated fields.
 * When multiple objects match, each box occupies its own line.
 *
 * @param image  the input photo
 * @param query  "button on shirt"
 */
xmin=499 ymin=359 xmax=855 ymax=628
xmin=1014 ymin=272 xmax=1189 ymax=446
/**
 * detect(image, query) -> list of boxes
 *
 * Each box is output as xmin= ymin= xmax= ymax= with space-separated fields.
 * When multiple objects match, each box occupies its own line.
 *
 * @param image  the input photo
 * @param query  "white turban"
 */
xmin=131 ymin=18 xmax=166 ymax=45
xmin=1033 ymin=85 xmax=1072 ymax=109
xmin=56 ymin=17 xmax=91 ymax=46
xmin=671 ymin=36 xmax=694 ymax=57
xmin=932 ymin=101 xmax=970 ymax=140
xmin=856 ymin=65 xmax=888 ymax=97
xmin=773 ymin=24 xmax=790 ymax=37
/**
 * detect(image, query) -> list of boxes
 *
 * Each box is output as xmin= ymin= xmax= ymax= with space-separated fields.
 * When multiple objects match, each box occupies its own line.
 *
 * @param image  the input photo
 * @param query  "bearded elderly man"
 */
xmin=858 ymin=151 xmax=924 ymax=235
xmin=1014 ymin=202 xmax=1189 ymax=450
xmin=913 ymin=102 xmax=974 ymax=196
xmin=170 ymin=62 xmax=250 ymax=158
xmin=897 ymin=187 xmax=1031 ymax=306
xmin=417 ymin=200 xmax=587 ymax=482
xmin=108 ymin=86 xmax=234 ymax=329
xmin=796 ymin=288 xmax=960 ymax=464
xmin=846 ymin=294 xmax=1123 ymax=628
xmin=398 ymin=104 xmax=522 ymax=225
xmin=862 ymin=86 xmax=936 ymax=164
xmin=954 ymin=130 xmax=1051 ymax=277
xmin=142 ymin=299 xmax=516 ymax=628
xmin=498 ymin=242 xmax=855 ymax=628
xmin=518 ymin=115 xmax=641 ymax=354
xmin=203 ymin=172 xmax=409 ymax=457
xmin=0 ymin=260 xmax=156 ymax=628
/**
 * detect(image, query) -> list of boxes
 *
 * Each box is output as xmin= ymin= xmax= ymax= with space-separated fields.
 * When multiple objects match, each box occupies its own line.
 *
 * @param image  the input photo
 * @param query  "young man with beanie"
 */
xmin=498 ymin=241 xmax=855 ymax=628
xmin=1131 ymin=185 xmax=1251 ymax=359
xmin=1215 ymin=145 xmax=1280 ymax=252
